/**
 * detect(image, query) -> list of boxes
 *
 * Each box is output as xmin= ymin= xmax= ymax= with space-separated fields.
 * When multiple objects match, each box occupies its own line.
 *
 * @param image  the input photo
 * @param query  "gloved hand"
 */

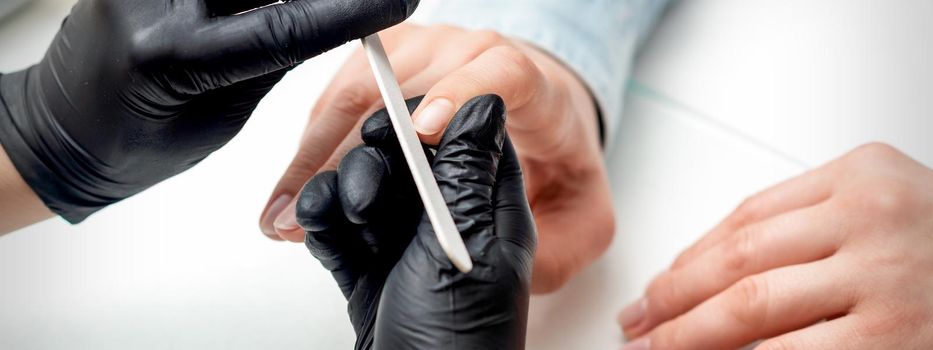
xmin=297 ymin=95 xmax=536 ymax=349
xmin=0 ymin=0 xmax=418 ymax=223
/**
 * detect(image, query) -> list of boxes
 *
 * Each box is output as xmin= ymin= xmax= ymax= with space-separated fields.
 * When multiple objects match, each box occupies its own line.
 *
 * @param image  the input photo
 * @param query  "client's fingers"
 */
xmin=672 ymin=166 xmax=835 ymax=269
xmin=260 ymin=50 xmax=373 ymax=240
xmin=755 ymin=316 xmax=865 ymax=350
xmin=360 ymin=96 xmax=425 ymax=147
xmin=640 ymin=259 xmax=856 ymax=350
xmin=412 ymin=45 xmax=548 ymax=145
xmin=625 ymin=203 xmax=843 ymax=338
xmin=261 ymin=39 xmax=430 ymax=240
xmin=272 ymin=96 xmax=424 ymax=242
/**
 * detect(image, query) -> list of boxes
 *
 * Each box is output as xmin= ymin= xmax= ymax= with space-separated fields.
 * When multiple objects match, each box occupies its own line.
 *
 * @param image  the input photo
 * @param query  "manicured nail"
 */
xmin=262 ymin=194 xmax=292 ymax=239
xmin=414 ymin=98 xmax=454 ymax=135
xmin=273 ymin=200 xmax=299 ymax=233
xmin=621 ymin=337 xmax=650 ymax=350
xmin=619 ymin=297 xmax=648 ymax=330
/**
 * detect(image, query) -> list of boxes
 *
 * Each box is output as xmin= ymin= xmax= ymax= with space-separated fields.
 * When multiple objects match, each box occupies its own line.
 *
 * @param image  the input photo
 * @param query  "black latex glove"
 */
xmin=0 ymin=0 xmax=418 ymax=223
xmin=297 ymin=95 xmax=536 ymax=350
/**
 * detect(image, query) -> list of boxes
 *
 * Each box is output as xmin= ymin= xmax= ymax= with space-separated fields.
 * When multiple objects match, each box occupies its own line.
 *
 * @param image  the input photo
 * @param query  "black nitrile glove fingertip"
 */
xmin=338 ymin=146 xmax=389 ymax=225
xmin=401 ymin=0 xmax=421 ymax=18
xmin=439 ymin=94 xmax=507 ymax=154
xmin=296 ymin=171 xmax=341 ymax=232
xmin=361 ymin=96 xmax=424 ymax=147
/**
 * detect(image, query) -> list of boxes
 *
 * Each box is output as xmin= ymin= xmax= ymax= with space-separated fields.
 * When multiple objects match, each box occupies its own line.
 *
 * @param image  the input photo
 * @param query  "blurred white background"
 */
xmin=1 ymin=0 xmax=932 ymax=349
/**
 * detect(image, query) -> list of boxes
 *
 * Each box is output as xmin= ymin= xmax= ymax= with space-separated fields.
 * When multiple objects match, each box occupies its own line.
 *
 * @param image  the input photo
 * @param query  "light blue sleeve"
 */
xmin=422 ymin=0 xmax=670 ymax=144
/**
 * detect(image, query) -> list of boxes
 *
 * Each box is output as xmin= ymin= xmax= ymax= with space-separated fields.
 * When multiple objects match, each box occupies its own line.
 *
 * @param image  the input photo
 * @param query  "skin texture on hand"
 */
xmin=619 ymin=143 xmax=933 ymax=350
xmin=262 ymin=23 xmax=613 ymax=293
xmin=0 ymin=0 xmax=418 ymax=223
xmin=298 ymin=95 xmax=535 ymax=349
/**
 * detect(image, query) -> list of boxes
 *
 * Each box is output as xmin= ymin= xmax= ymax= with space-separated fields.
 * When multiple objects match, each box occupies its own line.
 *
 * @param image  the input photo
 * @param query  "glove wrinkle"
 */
xmin=0 ymin=0 xmax=418 ymax=222
xmin=300 ymin=95 xmax=530 ymax=350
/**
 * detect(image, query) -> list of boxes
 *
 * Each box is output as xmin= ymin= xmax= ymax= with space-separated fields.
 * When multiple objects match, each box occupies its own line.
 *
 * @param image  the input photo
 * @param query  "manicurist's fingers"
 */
xmin=194 ymin=0 xmax=418 ymax=84
xmin=297 ymin=171 xmax=368 ymax=299
xmin=624 ymin=203 xmax=844 ymax=338
xmin=492 ymin=139 xmax=536 ymax=258
xmin=259 ymin=50 xmax=373 ymax=240
xmin=260 ymin=39 xmax=430 ymax=240
xmin=206 ymin=0 xmax=279 ymax=17
xmin=423 ymin=95 xmax=507 ymax=265
xmin=635 ymin=259 xmax=856 ymax=350
xmin=336 ymin=147 xmax=391 ymax=225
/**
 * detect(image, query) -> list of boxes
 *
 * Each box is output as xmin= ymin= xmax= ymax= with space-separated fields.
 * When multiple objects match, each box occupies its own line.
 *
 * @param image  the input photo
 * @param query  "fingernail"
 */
xmin=618 ymin=297 xmax=648 ymax=330
xmin=414 ymin=98 xmax=454 ymax=135
xmin=262 ymin=194 xmax=292 ymax=239
xmin=621 ymin=337 xmax=650 ymax=350
xmin=273 ymin=200 xmax=299 ymax=233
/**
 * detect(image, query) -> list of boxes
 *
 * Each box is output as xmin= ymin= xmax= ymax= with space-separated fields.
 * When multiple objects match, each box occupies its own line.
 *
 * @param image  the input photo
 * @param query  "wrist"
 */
xmin=0 ymin=72 xmax=54 ymax=233
xmin=0 ymin=68 xmax=107 ymax=224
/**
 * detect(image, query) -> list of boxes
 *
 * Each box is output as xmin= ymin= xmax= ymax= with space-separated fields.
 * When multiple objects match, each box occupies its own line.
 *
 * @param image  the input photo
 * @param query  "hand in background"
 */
xmin=298 ymin=95 xmax=535 ymax=349
xmin=0 ymin=0 xmax=417 ymax=223
xmin=619 ymin=143 xmax=933 ymax=350
xmin=263 ymin=23 xmax=613 ymax=293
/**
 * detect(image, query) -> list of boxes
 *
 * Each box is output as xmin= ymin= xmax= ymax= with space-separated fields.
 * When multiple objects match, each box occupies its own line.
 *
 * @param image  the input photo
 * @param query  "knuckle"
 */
xmin=486 ymin=45 xmax=542 ymax=102
xmin=467 ymin=29 xmax=507 ymax=49
xmin=670 ymin=253 xmax=692 ymax=270
xmin=858 ymin=303 xmax=922 ymax=338
xmin=488 ymin=45 xmax=538 ymax=76
xmin=723 ymin=229 xmax=756 ymax=272
xmin=126 ymin=30 xmax=172 ymax=68
xmin=127 ymin=40 xmax=161 ymax=67
xmin=441 ymin=29 xmax=503 ymax=64
xmin=651 ymin=320 xmax=686 ymax=349
xmin=726 ymin=276 xmax=771 ymax=328
xmin=730 ymin=195 xmax=766 ymax=228
xmin=850 ymin=142 xmax=903 ymax=162
xmin=262 ymin=8 xmax=303 ymax=62
xmin=838 ymin=142 xmax=910 ymax=173
xmin=287 ymin=148 xmax=328 ymax=180
xmin=329 ymin=85 xmax=377 ymax=118
xmin=646 ymin=272 xmax=680 ymax=317
xmin=849 ymin=180 xmax=916 ymax=221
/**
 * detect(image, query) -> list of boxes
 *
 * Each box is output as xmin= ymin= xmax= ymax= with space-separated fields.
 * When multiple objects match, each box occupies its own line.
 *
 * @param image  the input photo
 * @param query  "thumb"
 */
xmin=432 ymin=94 xmax=507 ymax=242
xmin=492 ymin=138 xmax=537 ymax=258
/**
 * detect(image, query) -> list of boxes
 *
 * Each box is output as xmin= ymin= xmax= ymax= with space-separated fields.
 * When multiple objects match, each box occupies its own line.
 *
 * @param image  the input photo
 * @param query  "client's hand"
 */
xmin=298 ymin=95 xmax=535 ymax=349
xmin=264 ymin=23 xmax=612 ymax=293
xmin=619 ymin=143 xmax=933 ymax=350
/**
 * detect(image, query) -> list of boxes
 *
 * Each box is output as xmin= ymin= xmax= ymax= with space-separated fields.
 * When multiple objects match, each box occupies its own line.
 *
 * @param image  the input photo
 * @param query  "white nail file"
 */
xmin=361 ymin=34 xmax=473 ymax=273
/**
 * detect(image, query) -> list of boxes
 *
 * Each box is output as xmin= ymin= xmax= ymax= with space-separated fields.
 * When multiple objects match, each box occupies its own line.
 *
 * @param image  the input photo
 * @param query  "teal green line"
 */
xmin=627 ymin=80 xmax=810 ymax=169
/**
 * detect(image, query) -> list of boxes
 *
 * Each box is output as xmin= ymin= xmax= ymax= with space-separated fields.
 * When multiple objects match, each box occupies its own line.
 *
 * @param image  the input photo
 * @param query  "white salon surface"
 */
xmin=1 ymin=1 xmax=931 ymax=349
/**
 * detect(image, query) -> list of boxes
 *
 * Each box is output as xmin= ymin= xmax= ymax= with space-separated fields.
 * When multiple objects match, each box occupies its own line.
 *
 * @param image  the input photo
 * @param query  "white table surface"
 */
xmin=1 ymin=1 xmax=931 ymax=349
